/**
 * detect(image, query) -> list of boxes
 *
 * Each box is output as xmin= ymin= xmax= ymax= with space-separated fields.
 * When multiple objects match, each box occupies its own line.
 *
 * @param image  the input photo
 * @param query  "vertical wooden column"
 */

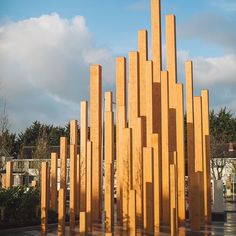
xmin=60 ymin=136 xmax=67 ymax=231
xmin=151 ymin=134 xmax=160 ymax=232
xmin=138 ymin=29 xmax=148 ymax=117
xmin=129 ymin=189 xmax=136 ymax=234
xmin=70 ymin=144 xmax=76 ymax=228
xmin=80 ymin=212 xmax=86 ymax=234
xmin=170 ymin=159 xmax=177 ymax=236
xmin=122 ymin=128 xmax=132 ymax=230
xmin=90 ymin=65 xmax=102 ymax=221
xmin=60 ymin=137 xmax=67 ymax=192
xmin=151 ymin=0 xmax=162 ymax=134
xmin=176 ymin=84 xmax=186 ymax=224
xmin=58 ymin=188 xmax=65 ymax=235
xmin=80 ymin=101 xmax=88 ymax=212
xmin=51 ymin=152 xmax=58 ymax=211
xmin=146 ymin=61 xmax=154 ymax=147
xmin=138 ymin=30 xmax=148 ymax=146
xmin=116 ymin=57 xmax=127 ymax=222
xmin=201 ymin=90 xmax=211 ymax=224
xmin=151 ymin=0 xmax=162 ymax=84
xmin=143 ymin=147 xmax=154 ymax=233
xmin=105 ymin=163 xmax=112 ymax=233
xmin=166 ymin=14 xmax=177 ymax=107
xmin=104 ymin=91 xmax=114 ymax=232
xmin=194 ymin=97 xmax=204 ymax=224
xmin=76 ymin=154 xmax=80 ymax=216
xmin=86 ymin=141 xmax=93 ymax=232
xmin=166 ymin=15 xmax=177 ymax=169
xmin=70 ymin=120 xmax=78 ymax=145
xmin=185 ymin=61 xmax=195 ymax=227
xmin=132 ymin=117 xmax=144 ymax=226
xmin=128 ymin=51 xmax=141 ymax=226
xmin=128 ymin=51 xmax=139 ymax=128
xmin=151 ymin=3 xmax=162 ymax=215
xmin=192 ymin=172 xmax=201 ymax=231
xmin=47 ymin=163 xmax=50 ymax=210
xmin=70 ymin=120 xmax=78 ymax=216
xmin=161 ymin=71 xmax=170 ymax=225
xmin=6 ymin=161 xmax=13 ymax=188
xmin=41 ymin=162 xmax=48 ymax=235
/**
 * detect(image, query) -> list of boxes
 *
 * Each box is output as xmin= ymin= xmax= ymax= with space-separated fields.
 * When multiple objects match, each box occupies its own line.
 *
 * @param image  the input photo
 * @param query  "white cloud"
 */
xmin=178 ymin=13 xmax=236 ymax=53
xmin=0 ymin=13 xmax=115 ymax=132
xmin=193 ymin=54 xmax=236 ymax=86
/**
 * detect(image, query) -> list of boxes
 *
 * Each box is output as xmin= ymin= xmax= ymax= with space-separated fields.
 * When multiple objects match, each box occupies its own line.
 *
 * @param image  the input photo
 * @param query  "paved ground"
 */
xmin=0 ymin=202 xmax=235 ymax=235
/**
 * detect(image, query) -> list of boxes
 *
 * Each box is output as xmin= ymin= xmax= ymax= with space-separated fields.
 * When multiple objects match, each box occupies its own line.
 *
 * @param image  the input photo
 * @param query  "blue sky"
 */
xmin=0 ymin=0 xmax=236 ymax=132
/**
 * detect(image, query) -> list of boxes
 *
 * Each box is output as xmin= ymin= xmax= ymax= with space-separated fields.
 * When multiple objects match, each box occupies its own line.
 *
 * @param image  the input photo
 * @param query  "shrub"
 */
xmin=0 ymin=186 xmax=40 ymax=228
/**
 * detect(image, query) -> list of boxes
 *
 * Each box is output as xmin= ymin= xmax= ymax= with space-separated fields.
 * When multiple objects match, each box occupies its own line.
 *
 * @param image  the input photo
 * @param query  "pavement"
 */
xmin=0 ymin=202 xmax=235 ymax=235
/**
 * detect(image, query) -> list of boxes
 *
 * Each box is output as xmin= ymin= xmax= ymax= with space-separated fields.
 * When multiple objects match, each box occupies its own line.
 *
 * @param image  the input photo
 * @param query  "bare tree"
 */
xmin=0 ymin=100 xmax=10 ymax=172
xmin=32 ymin=128 xmax=50 ymax=182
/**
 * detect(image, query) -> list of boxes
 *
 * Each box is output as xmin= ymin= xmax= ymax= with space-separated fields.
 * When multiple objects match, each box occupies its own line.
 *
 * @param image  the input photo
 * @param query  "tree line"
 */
xmin=0 ymin=107 xmax=235 ymax=162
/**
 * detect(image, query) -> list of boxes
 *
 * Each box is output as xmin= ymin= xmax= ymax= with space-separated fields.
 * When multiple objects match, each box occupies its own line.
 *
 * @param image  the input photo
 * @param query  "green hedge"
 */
xmin=0 ymin=186 xmax=40 ymax=228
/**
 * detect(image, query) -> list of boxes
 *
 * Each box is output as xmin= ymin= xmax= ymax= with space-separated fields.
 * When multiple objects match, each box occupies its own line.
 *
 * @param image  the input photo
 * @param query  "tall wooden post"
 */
xmin=70 ymin=119 xmax=78 ymax=145
xmin=132 ymin=117 xmax=144 ymax=226
xmin=122 ymin=128 xmax=132 ymax=230
xmin=185 ymin=61 xmax=195 ymax=228
xmin=70 ymin=144 xmax=76 ymax=229
xmin=166 ymin=14 xmax=177 ymax=107
xmin=143 ymin=147 xmax=154 ymax=233
xmin=116 ymin=57 xmax=127 ymax=222
xmin=201 ymin=90 xmax=211 ymax=224
xmin=47 ymin=163 xmax=50 ymax=210
xmin=176 ymin=84 xmax=186 ymax=224
xmin=86 ymin=141 xmax=93 ymax=232
xmin=138 ymin=30 xmax=148 ymax=146
xmin=80 ymin=211 xmax=86 ymax=235
xmin=138 ymin=30 xmax=148 ymax=116
xmin=76 ymin=154 xmax=80 ymax=216
xmin=128 ymin=51 xmax=139 ymax=129
xmin=80 ymin=101 xmax=88 ymax=212
xmin=90 ymin=65 xmax=102 ymax=221
xmin=151 ymin=0 xmax=162 ymax=135
xmin=166 ymin=14 xmax=177 ymax=164
xmin=192 ymin=172 xmax=201 ymax=231
xmin=105 ymin=163 xmax=113 ymax=233
xmin=151 ymin=0 xmax=162 ymax=84
xmin=104 ymin=91 xmax=114 ymax=232
xmin=146 ymin=61 xmax=154 ymax=147
xmin=194 ymin=97 xmax=204 ymax=224
xmin=60 ymin=137 xmax=67 ymax=192
xmin=151 ymin=134 xmax=160 ymax=232
xmin=151 ymin=3 xmax=162 ymax=216
xmin=129 ymin=189 xmax=136 ymax=234
xmin=6 ymin=161 xmax=13 ymax=188
xmin=170 ymin=159 xmax=177 ymax=236
xmin=41 ymin=162 xmax=48 ymax=235
xmin=51 ymin=152 xmax=58 ymax=211
xmin=128 ymin=51 xmax=141 ymax=226
xmin=161 ymin=71 xmax=170 ymax=225
xmin=58 ymin=188 xmax=65 ymax=235
xmin=70 ymin=120 xmax=78 ymax=216
xmin=60 ymin=136 xmax=67 ymax=232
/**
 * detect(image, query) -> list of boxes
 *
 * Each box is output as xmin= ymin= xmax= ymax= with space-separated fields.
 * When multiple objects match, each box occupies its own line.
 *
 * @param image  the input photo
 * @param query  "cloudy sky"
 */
xmin=0 ymin=0 xmax=236 ymax=133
